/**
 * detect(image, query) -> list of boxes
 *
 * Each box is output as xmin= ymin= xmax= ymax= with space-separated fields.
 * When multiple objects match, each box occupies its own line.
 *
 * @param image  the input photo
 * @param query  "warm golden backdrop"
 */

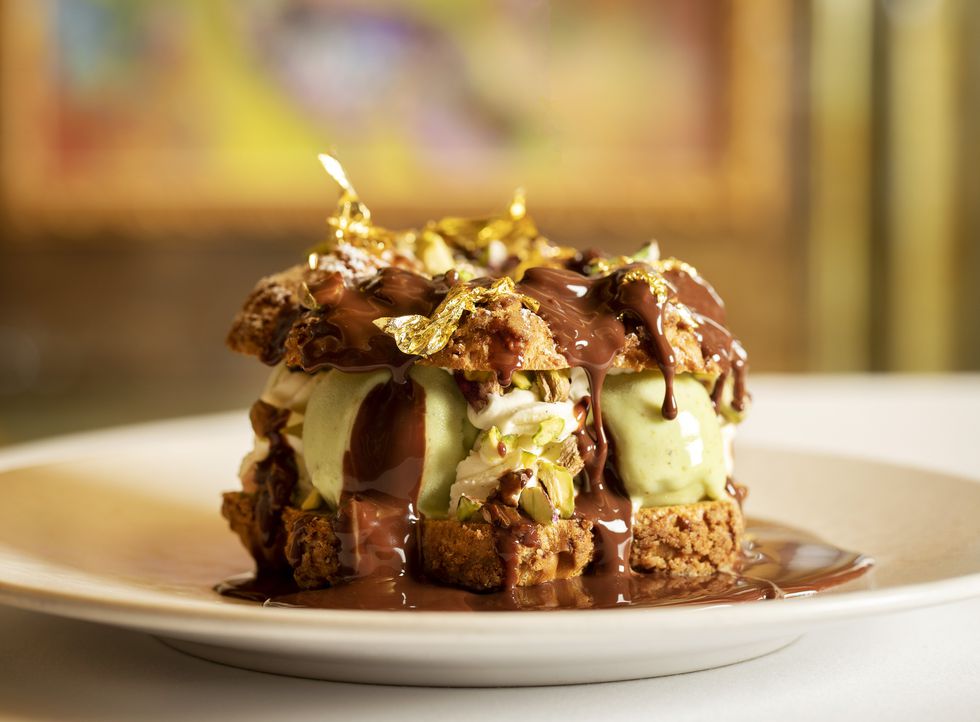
xmin=1 ymin=0 xmax=977 ymax=442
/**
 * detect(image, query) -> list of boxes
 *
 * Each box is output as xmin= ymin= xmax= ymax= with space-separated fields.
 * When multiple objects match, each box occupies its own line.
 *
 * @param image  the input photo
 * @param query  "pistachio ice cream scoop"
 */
xmin=600 ymin=371 xmax=728 ymax=508
xmin=303 ymin=366 xmax=476 ymax=517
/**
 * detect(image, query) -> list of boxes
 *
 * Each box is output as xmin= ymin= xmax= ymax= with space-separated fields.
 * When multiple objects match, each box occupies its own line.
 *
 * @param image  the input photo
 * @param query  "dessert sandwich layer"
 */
xmin=221 ymin=156 xmax=751 ymax=594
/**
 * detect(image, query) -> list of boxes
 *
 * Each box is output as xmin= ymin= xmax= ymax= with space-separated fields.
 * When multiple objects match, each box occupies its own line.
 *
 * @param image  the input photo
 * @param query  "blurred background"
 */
xmin=0 ymin=0 xmax=977 ymax=444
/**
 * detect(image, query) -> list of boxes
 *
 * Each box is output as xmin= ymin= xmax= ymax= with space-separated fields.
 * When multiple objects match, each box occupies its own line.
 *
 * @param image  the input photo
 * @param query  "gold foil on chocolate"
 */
xmin=374 ymin=277 xmax=540 ymax=357
xmin=587 ymin=255 xmax=634 ymax=276
xmin=655 ymin=257 xmax=701 ymax=279
xmin=621 ymin=267 xmax=670 ymax=304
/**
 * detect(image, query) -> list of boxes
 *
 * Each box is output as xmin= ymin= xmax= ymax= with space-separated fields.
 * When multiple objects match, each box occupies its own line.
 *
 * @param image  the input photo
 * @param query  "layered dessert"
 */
xmin=222 ymin=155 xmax=755 ymax=606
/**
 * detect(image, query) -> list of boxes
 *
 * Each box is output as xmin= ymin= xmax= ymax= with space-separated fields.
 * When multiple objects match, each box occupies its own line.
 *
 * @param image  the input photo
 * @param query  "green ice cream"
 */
xmin=600 ymin=371 xmax=727 ymax=507
xmin=302 ymin=366 xmax=476 ymax=517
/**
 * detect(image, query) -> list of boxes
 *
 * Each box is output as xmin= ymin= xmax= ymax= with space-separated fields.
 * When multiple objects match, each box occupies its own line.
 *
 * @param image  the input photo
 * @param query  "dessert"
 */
xmin=220 ymin=155 xmax=869 ymax=610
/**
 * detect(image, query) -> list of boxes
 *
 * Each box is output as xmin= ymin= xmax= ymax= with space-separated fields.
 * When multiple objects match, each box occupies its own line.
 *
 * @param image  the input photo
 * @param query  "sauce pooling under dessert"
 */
xmin=218 ymin=520 xmax=873 ymax=611
xmin=224 ymin=156 xmax=870 ymax=608
xmin=227 ymin=261 xmax=873 ymax=609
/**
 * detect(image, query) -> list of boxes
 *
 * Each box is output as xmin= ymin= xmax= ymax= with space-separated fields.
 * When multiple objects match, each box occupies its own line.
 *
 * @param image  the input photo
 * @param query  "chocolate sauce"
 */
xmin=725 ymin=477 xmax=749 ymax=508
xmin=497 ymin=469 xmax=531 ymax=507
xmin=218 ymin=519 xmax=873 ymax=611
xmin=290 ymin=268 xmax=447 ymax=382
xmin=490 ymin=517 xmax=541 ymax=590
xmin=511 ymin=264 xmax=752 ymax=581
xmin=335 ymin=377 xmax=427 ymax=580
xmin=517 ymin=266 xmax=670 ymax=580
xmin=235 ymin=260 xmax=757 ymax=597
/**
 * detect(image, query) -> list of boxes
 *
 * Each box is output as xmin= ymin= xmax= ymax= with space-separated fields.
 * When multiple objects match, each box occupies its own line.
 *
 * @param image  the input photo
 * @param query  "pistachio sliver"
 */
xmin=539 ymin=461 xmax=575 ymax=518
xmin=532 ymin=416 xmax=565 ymax=447
xmin=457 ymin=495 xmax=484 ymax=522
xmin=519 ymin=486 xmax=556 ymax=524
xmin=479 ymin=426 xmax=506 ymax=463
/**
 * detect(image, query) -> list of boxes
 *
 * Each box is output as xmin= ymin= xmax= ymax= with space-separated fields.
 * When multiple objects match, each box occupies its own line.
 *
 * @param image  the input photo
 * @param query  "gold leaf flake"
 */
xmin=313 ymin=153 xmax=400 ymax=257
xmin=310 ymin=154 xmax=576 ymax=279
xmin=374 ymin=277 xmax=540 ymax=357
xmin=654 ymin=257 xmax=700 ymax=279
xmin=621 ymin=267 xmax=670 ymax=304
xmin=586 ymin=255 xmax=633 ymax=276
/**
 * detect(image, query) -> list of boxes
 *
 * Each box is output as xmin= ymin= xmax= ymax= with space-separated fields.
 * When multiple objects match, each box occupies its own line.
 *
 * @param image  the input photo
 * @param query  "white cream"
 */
xmin=467 ymin=389 xmax=579 ymax=442
xmin=449 ymin=373 xmax=586 ymax=515
xmin=259 ymin=363 xmax=317 ymax=413
xmin=241 ymin=363 xmax=317 ymax=500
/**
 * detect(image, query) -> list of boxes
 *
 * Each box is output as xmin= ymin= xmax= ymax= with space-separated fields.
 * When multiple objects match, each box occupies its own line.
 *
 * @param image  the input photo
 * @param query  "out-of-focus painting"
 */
xmin=1 ymin=0 xmax=788 ymax=226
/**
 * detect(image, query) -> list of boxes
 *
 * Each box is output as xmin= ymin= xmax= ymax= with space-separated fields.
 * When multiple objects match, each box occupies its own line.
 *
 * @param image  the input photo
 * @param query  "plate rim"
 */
xmin=1 ymin=413 xmax=979 ymax=641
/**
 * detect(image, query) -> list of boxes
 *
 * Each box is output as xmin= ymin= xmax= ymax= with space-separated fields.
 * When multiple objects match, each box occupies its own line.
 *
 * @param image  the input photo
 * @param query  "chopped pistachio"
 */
xmin=631 ymin=241 xmax=660 ymax=262
xmin=554 ymin=435 xmax=585 ymax=477
xmin=510 ymin=371 xmax=533 ymax=390
xmin=456 ymin=496 xmax=483 ymax=522
xmin=418 ymin=230 xmax=456 ymax=275
xmin=479 ymin=426 xmax=506 ymax=463
xmin=534 ymin=370 xmax=571 ymax=402
xmin=532 ymin=416 xmax=565 ymax=446
xmin=519 ymin=450 xmax=538 ymax=469
xmin=519 ymin=486 xmax=556 ymax=524
xmin=539 ymin=461 xmax=575 ymax=518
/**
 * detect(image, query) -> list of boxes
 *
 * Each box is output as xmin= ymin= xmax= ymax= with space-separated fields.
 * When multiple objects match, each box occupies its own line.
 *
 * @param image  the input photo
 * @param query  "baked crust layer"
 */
xmin=420 ymin=518 xmax=595 ymax=592
xmin=221 ymin=491 xmax=289 ymax=574
xmin=225 ymin=491 xmax=742 ymax=592
xmin=282 ymin=507 xmax=341 ymax=589
xmin=630 ymin=499 xmax=743 ymax=576
xmin=228 ymin=265 xmax=723 ymax=378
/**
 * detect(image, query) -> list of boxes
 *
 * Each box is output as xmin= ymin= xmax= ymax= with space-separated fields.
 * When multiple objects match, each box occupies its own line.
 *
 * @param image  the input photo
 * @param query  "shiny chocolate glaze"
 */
xmin=290 ymin=267 xmax=449 ymax=382
xmin=227 ymin=260 xmax=825 ymax=610
xmin=335 ymin=377 xmax=427 ymax=580
xmin=218 ymin=520 xmax=873 ymax=611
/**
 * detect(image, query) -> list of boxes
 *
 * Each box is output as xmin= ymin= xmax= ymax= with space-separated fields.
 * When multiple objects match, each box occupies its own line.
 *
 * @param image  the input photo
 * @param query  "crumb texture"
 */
xmin=226 ymin=265 xmax=308 ymax=363
xmin=224 ymin=493 xmax=743 ymax=591
xmin=221 ymin=491 xmax=288 ymax=573
xmin=630 ymin=499 xmax=743 ymax=575
xmin=421 ymin=518 xmax=594 ymax=591
xmin=283 ymin=507 xmax=342 ymax=589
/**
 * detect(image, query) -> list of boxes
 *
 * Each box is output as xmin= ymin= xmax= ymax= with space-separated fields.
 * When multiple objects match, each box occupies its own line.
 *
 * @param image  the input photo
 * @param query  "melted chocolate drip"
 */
xmin=491 ymin=518 xmax=541 ymax=590
xmin=516 ymin=266 xmax=671 ymax=581
xmin=726 ymin=477 xmax=749 ymax=507
xmin=236 ymin=260 xmax=756 ymax=596
xmin=291 ymin=268 xmax=448 ymax=382
xmin=218 ymin=520 xmax=873 ymax=611
xmin=336 ymin=377 xmax=427 ymax=580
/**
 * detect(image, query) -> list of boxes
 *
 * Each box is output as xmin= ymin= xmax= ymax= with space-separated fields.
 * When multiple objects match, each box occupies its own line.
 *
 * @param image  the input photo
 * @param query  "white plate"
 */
xmin=0 ymin=413 xmax=978 ymax=687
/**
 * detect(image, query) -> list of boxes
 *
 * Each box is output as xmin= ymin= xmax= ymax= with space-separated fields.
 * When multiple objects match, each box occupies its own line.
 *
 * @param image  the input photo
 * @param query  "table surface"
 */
xmin=1 ymin=375 xmax=978 ymax=722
